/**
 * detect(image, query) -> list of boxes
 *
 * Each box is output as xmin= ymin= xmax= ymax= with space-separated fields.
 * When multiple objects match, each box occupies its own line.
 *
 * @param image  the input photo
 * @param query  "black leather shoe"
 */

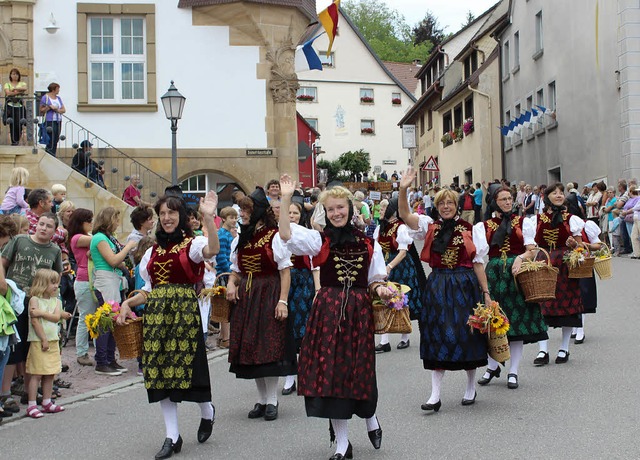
xmin=375 ymin=343 xmax=391 ymax=353
xmin=574 ymin=335 xmax=585 ymax=344
xmin=368 ymin=418 xmax=382 ymax=449
xmin=282 ymin=381 xmax=296 ymax=395
xmin=533 ymin=351 xmax=549 ymax=366
xmin=477 ymin=366 xmax=501 ymax=385
xmin=248 ymin=403 xmax=266 ymax=419
xmin=507 ymin=373 xmax=519 ymax=389
xmin=555 ymin=350 xmax=570 ymax=364
xmin=397 ymin=339 xmax=410 ymax=349
xmin=329 ymin=442 xmax=353 ymax=460
xmin=461 ymin=392 xmax=477 ymax=406
xmin=155 ymin=435 xmax=183 ymax=459
xmin=197 ymin=403 xmax=215 ymax=443
xmin=264 ymin=403 xmax=278 ymax=421
xmin=420 ymin=400 xmax=441 ymax=412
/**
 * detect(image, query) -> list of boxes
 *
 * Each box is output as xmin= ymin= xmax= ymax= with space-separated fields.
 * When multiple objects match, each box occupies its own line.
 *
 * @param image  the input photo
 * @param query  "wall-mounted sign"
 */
xmin=382 ymin=160 xmax=397 ymax=165
xmin=402 ymin=124 xmax=416 ymax=149
xmin=246 ymin=149 xmax=273 ymax=156
xmin=422 ymin=155 xmax=439 ymax=171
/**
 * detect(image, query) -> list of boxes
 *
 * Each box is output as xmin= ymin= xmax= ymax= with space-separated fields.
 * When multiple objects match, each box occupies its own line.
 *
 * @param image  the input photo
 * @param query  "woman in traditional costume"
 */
xmin=474 ymin=187 xmax=548 ymax=390
xmin=278 ymin=175 xmax=391 ymax=460
xmin=118 ymin=190 xmax=220 ymax=459
xmin=398 ymin=167 xmax=489 ymax=412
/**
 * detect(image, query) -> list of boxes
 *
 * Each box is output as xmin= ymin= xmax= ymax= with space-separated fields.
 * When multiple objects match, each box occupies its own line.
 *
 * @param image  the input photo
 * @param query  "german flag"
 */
xmin=318 ymin=0 xmax=340 ymax=56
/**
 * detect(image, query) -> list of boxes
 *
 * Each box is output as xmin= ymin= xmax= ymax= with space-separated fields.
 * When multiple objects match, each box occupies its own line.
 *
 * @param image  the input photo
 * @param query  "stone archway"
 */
xmin=180 ymin=169 xmax=247 ymax=209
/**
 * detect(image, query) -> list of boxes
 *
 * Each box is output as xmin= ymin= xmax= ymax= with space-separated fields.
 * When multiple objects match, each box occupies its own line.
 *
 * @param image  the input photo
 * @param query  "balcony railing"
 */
xmin=1 ymin=95 xmax=170 ymax=202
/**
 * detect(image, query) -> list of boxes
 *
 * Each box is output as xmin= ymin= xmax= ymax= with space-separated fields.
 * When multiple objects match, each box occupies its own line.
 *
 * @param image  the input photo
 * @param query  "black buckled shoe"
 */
xmin=329 ymin=442 xmax=353 ymax=460
xmin=555 ymin=350 xmax=570 ymax=364
xmin=533 ymin=351 xmax=549 ymax=366
xmin=507 ymin=373 xmax=519 ymax=389
xmin=248 ymin=403 xmax=266 ymax=419
xmin=368 ymin=424 xmax=382 ymax=449
xmin=397 ymin=339 xmax=410 ymax=349
xmin=264 ymin=403 xmax=278 ymax=421
xmin=197 ymin=403 xmax=215 ymax=443
xmin=477 ymin=366 xmax=501 ymax=385
xmin=374 ymin=343 xmax=391 ymax=353
xmin=154 ymin=435 xmax=183 ymax=460
xmin=282 ymin=381 xmax=296 ymax=395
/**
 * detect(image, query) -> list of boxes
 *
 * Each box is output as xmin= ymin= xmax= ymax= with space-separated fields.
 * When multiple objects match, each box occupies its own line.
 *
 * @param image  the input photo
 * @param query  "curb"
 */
xmin=1 ymin=348 xmax=229 ymax=426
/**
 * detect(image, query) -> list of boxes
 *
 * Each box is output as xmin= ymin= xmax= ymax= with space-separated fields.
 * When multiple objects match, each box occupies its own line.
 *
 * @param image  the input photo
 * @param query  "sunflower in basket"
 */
xmin=200 ymin=285 xmax=227 ymax=299
xmin=562 ymin=246 xmax=587 ymax=269
xmin=85 ymin=301 xmax=137 ymax=339
xmin=467 ymin=300 xmax=510 ymax=335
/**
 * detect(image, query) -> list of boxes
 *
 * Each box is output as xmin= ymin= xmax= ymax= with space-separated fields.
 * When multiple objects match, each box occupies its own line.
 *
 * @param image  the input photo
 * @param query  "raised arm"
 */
xmin=398 ymin=167 xmax=420 ymax=230
xmin=278 ymin=174 xmax=296 ymax=241
xmin=200 ymin=190 xmax=220 ymax=258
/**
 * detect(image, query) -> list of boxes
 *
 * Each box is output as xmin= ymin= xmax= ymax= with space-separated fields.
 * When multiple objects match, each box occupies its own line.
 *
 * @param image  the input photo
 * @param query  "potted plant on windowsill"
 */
xmin=361 ymin=127 xmax=375 ymax=134
xmin=454 ymin=126 xmax=464 ymax=142
xmin=463 ymin=117 xmax=474 ymax=135
xmin=391 ymin=98 xmax=401 ymax=105
xmin=360 ymin=96 xmax=374 ymax=103
xmin=441 ymin=132 xmax=453 ymax=147
xmin=297 ymin=94 xmax=315 ymax=102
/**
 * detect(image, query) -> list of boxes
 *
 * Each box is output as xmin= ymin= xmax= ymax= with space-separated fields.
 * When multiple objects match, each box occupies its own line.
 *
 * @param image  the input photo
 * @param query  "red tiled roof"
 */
xmin=382 ymin=61 xmax=421 ymax=94
xmin=178 ymin=0 xmax=317 ymax=20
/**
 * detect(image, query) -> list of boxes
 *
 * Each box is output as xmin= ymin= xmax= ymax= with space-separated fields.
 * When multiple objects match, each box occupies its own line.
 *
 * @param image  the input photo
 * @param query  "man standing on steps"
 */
xmin=72 ymin=141 xmax=105 ymax=189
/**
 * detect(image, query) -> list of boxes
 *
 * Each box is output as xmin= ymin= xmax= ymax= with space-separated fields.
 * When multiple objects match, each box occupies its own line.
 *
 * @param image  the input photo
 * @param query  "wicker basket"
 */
xmin=567 ymin=245 xmax=595 ymax=279
xmin=112 ymin=317 xmax=143 ymax=359
xmin=515 ymin=248 xmax=559 ymax=303
xmin=209 ymin=272 xmax=231 ymax=323
xmin=372 ymin=300 xmax=389 ymax=333
xmin=593 ymin=244 xmax=613 ymax=280
xmin=383 ymin=307 xmax=412 ymax=334
xmin=488 ymin=328 xmax=510 ymax=362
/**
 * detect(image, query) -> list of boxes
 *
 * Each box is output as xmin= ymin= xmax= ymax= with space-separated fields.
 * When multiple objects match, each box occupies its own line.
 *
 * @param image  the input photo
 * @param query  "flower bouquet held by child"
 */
xmin=468 ymin=300 xmax=511 ymax=362
xmin=372 ymin=282 xmax=412 ymax=334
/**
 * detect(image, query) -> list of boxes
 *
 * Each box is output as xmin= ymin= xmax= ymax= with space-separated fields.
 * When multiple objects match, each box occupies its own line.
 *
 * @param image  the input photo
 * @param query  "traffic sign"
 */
xmin=422 ymin=156 xmax=439 ymax=171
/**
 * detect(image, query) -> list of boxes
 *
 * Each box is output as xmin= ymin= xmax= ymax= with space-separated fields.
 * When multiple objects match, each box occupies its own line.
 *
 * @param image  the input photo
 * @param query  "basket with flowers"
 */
xmin=86 ymin=300 xmax=142 ymax=359
xmin=372 ymin=282 xmax=412 ymax=334
xmin=200 ymin=272 xmax=231 ymax=322
xmin=592 ymin=243 xmax=612 ymax=280
xmin=467 ymin=300 xmax=510 ymax=362
xmin=514 ymin=248 xmax=558 ymax=302
xmin=563 ymin=244 xmax=595 ymax=278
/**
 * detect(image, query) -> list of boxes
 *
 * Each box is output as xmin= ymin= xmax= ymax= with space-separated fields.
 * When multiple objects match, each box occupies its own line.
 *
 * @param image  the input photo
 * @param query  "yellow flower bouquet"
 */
xmin=468 ymin=300 xmax=511 ymax=361
xmin=85 ymin=300 xmax=137 ymax=339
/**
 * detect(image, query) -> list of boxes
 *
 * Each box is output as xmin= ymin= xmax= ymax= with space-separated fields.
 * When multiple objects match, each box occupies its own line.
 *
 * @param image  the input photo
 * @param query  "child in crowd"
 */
xmin=26 ymin=269 xmax=65 ymax=418
xmin=50 ymin=184 xmax=66 ymax=215
xmin=132 ymin=236 xmax=155 ymax=376
xmin=187 ymin=207 xmax=203 ymax=236
xmin=0 ymin=167 xmax=29 ymax=215
xmin=610 ymin=211 xmax=622 ymax=256
xmin=9 ymin=213 xmax=29 ymax=234
xmin=214 ymin=206 xmax=237 ymax=348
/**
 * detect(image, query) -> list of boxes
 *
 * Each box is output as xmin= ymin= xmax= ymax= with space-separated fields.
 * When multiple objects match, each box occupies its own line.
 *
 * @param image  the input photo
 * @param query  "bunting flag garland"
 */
xmin=295 ymin=34 xmax=324 ymax=72
xmin=536 ymin=105 xmax=547 ymax=113
xmin=522 ymin=110 xmax=532 ymax=128
xmin=318 ymin=0 xmax=340 ymax=55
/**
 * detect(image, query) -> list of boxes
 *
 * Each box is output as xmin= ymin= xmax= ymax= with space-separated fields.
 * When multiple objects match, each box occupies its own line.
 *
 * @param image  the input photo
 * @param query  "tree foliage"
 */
xmin=339 ymin=149 xmax=371 ymax=178
xmin=413 ymin=11 xmax=446 ymax=47
xmin=462 ymin=11 xmax=475 ymax=28
xmin=317 ymin=158 xmax=343 ymax=184
xmin=342 ymin=0 xmax=433 ymax=63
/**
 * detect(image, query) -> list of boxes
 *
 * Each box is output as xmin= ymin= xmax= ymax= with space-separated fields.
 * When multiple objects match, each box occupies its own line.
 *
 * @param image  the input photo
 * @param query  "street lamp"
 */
xmin=161 ymin=81 xmax=186 ymax=185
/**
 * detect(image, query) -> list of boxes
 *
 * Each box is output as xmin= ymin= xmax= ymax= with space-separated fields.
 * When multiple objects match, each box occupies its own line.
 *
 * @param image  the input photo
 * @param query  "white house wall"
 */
xmin=32 ymin=0 xmax=266 ymax=149
xmin=296 ymin=14 xmax=411 ymax=171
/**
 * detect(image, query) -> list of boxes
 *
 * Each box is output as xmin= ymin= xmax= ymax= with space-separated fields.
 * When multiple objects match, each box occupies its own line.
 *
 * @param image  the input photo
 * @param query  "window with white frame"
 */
xmin=305 ymin=118 xmax=318 ymax=131
xmin=392 ymin=92 xmax=401 ymax=104
xmin=548 ymin=81 xmax=556 ymax=111
xmin=360 ymin=119 xmax=375 ymax=134
xmin=360 ymin=88 xmax=374 ymax=103
xmin=502 ymin=41 xmax=510 ymax=76
xmin=296 ymin=86 xmax=317 ymax=102
xmin=88 ymin=16 xmax=146 ymax=103
xmin=181 ymin=174 xmax=207 ymax=194
xmin=535 ymin=11 xmax=544 ymax=53
xmin=513 ymin=32 xmax=520 ymax=69
xmin=319 ymin=52 xmax=334 ymax=67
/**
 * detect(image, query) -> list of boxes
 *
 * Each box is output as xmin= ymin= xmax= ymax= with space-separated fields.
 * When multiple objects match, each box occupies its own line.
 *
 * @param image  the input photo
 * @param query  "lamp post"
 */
xmin=161 ymin=81 xmax=186 ymax=185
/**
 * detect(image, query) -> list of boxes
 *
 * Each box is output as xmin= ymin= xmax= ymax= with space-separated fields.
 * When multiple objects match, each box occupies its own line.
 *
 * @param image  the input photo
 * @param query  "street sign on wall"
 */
xmin=401 ymin=125 xmax=416 ymax=149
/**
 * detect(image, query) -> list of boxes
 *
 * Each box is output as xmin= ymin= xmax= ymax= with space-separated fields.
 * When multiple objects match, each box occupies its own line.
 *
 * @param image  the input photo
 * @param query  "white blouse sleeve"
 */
xmin=472 ymin=223 xmax=489 ymax=263
xmin=406 ymin=215 xmax=433 ymax=241
xmin=189 ymin=235 xmax=209 ymax=264
xmin=229 ymin=236 xmax=240 ymax=274
xmin=472 ymin=222 xmax=489 ymax=264
xmin=583 ymin=220 xmax=602 ymax=243
xmin=272 ymin=233 xmax=294 ymax=270
xmin=396 ymin=224 xmax=412 ymax=251
xmin=368 ymin=241 xmax=387 ymax=284
xmin=569 ymin=215 xmax=586 ymax=236
xmin=283 ymin=223 xmax=323 ymax=257
xmin=139 ymin=247 xmax=153 ymax=292
xmin=372 ymin=225 xmax=380 ymax=240
xmin=522 ymin=216 xmax=536 ymax=246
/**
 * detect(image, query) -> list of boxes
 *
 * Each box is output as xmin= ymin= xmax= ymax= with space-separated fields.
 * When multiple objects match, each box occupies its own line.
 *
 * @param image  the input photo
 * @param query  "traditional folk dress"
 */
xmin=408 ymin=215 xmax=489 ymax=371
xmin=531 ymin=210 xmax=586 ymax=327
xmin=373 ymin=219 xmax=424 ymax=320
xmin=474 ymin=216 xmax=548 ymax=343
xmin=580 ymin=220 xmax=601 ymax=314
xmin=139 ymin=236 xmax=211 ymax=403
xmin=228 ymin=226 xmax=297 ymax=379
xmin=288 ymin=254 xmax=316 ymax=350
xmin=285 ymin=223 xmax=386 ymax=419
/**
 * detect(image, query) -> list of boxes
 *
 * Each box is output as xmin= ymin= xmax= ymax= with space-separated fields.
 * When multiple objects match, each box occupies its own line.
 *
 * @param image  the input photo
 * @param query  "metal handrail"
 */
xmin=0 ymin=94 xmax=171 ymax=201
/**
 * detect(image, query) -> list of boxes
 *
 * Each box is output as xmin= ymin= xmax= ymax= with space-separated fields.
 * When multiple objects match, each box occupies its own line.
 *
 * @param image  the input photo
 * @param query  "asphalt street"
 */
xmin=1 ymin=257 xmax=639 ymax=459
